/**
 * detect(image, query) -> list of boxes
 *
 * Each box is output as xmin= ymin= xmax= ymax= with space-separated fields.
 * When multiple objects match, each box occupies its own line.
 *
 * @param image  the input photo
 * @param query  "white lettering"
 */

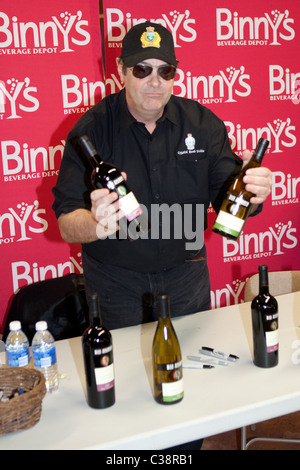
xmin=1 ymin=140 xmax=65 ymax=175
xmin=225 ymin=119 xmax=296 ymax=153
xmin=11 ymin=254 xmax=82 ymax=292
xmin=61 ymin=74 xmax=105 ymax=108
xmin=216 ymin=8 xmax=295 ymax=45
xmin=0 ymin=11 xmax=90 ymax=52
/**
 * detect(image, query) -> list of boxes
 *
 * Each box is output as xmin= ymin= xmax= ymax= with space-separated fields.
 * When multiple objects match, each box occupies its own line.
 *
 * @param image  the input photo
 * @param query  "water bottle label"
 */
xmin=33 ymin=347 xmax=57 ymax=368
xmin=6 ymin=348 xmax=30 ymax=367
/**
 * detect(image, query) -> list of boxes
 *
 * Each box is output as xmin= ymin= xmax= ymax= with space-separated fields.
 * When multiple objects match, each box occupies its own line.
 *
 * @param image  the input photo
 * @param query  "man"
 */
xmin=52 ymin=21 xmax=272 ymax=330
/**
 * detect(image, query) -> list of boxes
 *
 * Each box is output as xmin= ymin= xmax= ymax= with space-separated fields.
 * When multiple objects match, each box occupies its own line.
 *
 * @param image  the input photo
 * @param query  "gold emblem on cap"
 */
xmin=140 ymin=26 xmax=161 ymax=49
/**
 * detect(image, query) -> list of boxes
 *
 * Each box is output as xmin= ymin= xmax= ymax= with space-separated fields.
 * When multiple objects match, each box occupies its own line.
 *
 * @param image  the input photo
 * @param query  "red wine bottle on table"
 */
xmin=212 ymin=138 xmax=269 ymax=240
xmin=78 ymin=134 xmax=149 ymax=241
xmin=152 ymin=294 xmax=184 ymax=405
xmin=251 ymin=265 xmax=279 ymax=368
xmin=82 ymin=293 xmax=115 ymax=408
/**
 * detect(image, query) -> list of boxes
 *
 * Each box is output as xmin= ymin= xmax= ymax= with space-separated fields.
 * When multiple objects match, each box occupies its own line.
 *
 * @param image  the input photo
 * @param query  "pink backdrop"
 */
xmin=1 ymin=0 xmax=300 ymax=332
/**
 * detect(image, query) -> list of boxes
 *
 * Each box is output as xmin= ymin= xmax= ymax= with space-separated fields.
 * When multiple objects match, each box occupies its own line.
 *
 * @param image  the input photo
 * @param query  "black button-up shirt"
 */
xmin=52 ymin=89 xmax=242 ymax=273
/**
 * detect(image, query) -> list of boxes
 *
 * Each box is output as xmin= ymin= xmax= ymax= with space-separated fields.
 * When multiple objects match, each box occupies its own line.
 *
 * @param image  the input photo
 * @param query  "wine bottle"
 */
xmin=251 ymin=265 xmax=279 ymax=368
xmin=78 ymin=135 xmax=149 ymax=241
xmin=152 ymin=294 xmax=184 ymax=405
xmin=212 ymin=137 xmax=270 ymax=240
xmin=82 ymin=293 xmax=115 ymax=408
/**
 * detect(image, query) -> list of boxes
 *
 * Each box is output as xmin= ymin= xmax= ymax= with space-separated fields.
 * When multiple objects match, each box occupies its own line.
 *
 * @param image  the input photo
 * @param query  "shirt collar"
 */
xmin=119 ymin=89 xmax=179 ymax=130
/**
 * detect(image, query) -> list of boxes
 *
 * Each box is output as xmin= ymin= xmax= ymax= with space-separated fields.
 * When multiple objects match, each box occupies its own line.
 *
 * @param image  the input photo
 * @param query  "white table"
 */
xmin=1 ymin=292 xmax=300 ymax=450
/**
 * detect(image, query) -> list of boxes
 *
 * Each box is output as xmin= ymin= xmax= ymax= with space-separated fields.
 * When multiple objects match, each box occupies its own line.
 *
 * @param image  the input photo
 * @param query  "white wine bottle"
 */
xmin=251 ymin=265 xmax=279 ymax=368
xmin=212 ymin=138 xmax=269 ymax=240
xmin=152 ymin=294 xmax=184 ymax=405
xmin=78 ymin=135 xmax=149 ymax=242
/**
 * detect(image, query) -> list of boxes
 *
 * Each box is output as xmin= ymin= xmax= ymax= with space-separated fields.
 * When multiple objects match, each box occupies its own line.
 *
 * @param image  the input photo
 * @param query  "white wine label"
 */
xmin=213 ymin=210 xmax=245 ymax=238
xmin=228 ymin=194 xmax=250 ymax=207
xmin=95 ymin=363 xmax=114 ymax=392
xmin=157 ymin=360 xmax=182 ymax=371
xmin=266 ymin=329 xmax=279 ymax=353
xmin=119 ymin=191 xmax=143 ymax=222
xmin=162 ymin=378 xmax=184 ymax=403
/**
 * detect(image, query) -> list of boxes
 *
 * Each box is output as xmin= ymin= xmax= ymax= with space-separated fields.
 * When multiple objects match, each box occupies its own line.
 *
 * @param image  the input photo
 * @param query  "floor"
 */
xmin=201 ymin=411 xmax=300 ymax=450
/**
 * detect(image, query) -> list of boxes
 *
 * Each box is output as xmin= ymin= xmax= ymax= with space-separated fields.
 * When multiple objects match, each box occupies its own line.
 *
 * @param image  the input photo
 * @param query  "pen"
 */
xmin=183 ymin=363 xmax=214 ymax=369
xmin=187 ymin=355 xmax=229 ymax=366
xmin=199 ymin=347 xmax=239 ymax=362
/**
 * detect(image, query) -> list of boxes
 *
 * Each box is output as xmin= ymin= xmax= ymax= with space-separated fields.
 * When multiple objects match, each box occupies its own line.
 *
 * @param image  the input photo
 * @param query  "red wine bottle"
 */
xmin=82 ymin=293 xmax=115 ymax=408
xmin=212 ymin=138 xmax=269 ymax=240
xmin=152 ymin=294 xmax=184 ymax=404
xmin=251 ymin=265 xmax=279 ymax=368
xmin=78 ymin=135 xmax=149 ymax=241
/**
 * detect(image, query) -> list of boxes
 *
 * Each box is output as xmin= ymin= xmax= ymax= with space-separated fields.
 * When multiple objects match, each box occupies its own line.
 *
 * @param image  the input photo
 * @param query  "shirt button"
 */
xmin=152 ymin=167 xmax=157 ymax=172
xmin=155 ymin=193 xmax=160 ymax=199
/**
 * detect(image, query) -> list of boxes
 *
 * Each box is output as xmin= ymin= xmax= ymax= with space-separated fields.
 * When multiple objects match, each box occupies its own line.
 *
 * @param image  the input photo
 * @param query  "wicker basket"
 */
xmin=0 ymin=367 xmax=46 ymax=436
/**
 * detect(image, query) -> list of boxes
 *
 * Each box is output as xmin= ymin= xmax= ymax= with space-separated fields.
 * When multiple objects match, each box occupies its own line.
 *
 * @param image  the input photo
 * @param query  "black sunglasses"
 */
xmin=130 ymin=63 xmax=177 ymax=80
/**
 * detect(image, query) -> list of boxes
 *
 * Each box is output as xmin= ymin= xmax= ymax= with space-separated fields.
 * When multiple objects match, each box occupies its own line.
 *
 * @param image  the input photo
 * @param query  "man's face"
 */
xmin=117 ymin=58 xmax=175 ymax=123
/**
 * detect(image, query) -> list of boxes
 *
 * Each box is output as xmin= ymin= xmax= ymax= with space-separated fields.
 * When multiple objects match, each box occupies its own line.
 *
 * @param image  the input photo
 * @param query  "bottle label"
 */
xmin=94 ymin=345 xmax=113 ymax=355
xmin=33 ymin=347 xmax=57 ymax=368
xmin=6 ymin=348 xmax=30 ymax=367
xmin=228 ymin=194 xmax=250 ymax=207
xmin=213 ymin=210 xmax=244 ymax=238
xmin=118 ymin=190 xmax=143 ymax=222
xmin=157 ymin=360 xmax=182 ymax=371
xmin=266 ymin=329 xmax=279 ymax=353
xmin=157 ymin=361 xmax=184 ymax=403
xmin=162 ymin=379 xmax=184 ymax=403
xmin=94 ymin=363 xmax=114 ymax=392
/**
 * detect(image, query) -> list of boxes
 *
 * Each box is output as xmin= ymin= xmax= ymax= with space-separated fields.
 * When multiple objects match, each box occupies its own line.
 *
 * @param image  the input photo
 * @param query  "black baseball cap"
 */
xmin=120 ymin=21 xmax=178 ymax=67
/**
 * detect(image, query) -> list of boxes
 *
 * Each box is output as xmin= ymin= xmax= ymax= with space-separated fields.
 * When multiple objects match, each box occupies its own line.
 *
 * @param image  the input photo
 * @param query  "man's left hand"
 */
xmin=242 ymin=149 xmax=272 ymax=205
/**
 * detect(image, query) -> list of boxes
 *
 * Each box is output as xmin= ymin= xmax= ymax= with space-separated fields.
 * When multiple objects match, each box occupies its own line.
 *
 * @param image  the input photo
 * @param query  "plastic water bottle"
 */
xmin=32 ymin=321 xmax=58 ymax=393
xmin=5 ymin=321 xmax=30 ymax=368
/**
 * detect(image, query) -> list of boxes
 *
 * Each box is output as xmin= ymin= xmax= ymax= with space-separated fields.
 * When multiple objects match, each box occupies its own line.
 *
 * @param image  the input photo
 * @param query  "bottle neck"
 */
xmin=157 ymin=294 xmax=171 ymax=321
xmin=90 ymin=315 xmax=102 ymax=327
xmin=259 ymin=266 xmax=270 ymax=295
xmin=90 ymin=154 xmax=103 ymax=168
xmin=88 ymin=294 xmax=103 ymax=327
xmin=251 ymin=138 xmax=269 ymax=164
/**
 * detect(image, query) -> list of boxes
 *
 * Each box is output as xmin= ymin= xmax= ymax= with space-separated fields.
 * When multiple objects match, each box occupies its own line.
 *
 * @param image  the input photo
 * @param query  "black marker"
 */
xmin=199 ymin=347 xmax=239 ymax=362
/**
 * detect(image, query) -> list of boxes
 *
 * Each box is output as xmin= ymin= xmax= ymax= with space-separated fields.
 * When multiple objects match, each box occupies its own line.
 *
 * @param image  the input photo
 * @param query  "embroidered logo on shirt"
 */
xmin=185 ymin=133 xmax=196 ymax=150
xmin=140 ymin=27 xmax=161 ymax=49
xmin=177 ymin=133 xmax=205 ymax=160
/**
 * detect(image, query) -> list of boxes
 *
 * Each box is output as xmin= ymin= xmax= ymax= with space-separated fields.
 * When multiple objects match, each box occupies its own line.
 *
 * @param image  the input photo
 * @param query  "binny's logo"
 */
xmin=211 ymin=278 xmax=246 ymax=309
xmin=173 ymin=65 xmax=251 ymax=103
xmin=1 ymin=139 xmax=65 ymax=180
xmin=61 ymin=74 xmax=105 ymax=114
xmin=11 ymin=252 xmax=83 ymax=293
xmin=222 ymin=220 xmax=297 ymax=262
xmin=269 ymin=65 xmax=300 ymax=103
xmin=0 ymin=200 xmax=48 ymax=244
xmin=272 ymin=170 xmax=300 ymax=206
xmin=0 ymin=11 xmax=91 ymax=54
xmin=225 ymin=117 xmax=297 ymax=154
xmin=106 ymin=8 xmax=197 ymax=48
xmin=0 ymin=77 xmax=39 ymax=119
xmin=216 ymin=8 xmax=295 ymax=46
